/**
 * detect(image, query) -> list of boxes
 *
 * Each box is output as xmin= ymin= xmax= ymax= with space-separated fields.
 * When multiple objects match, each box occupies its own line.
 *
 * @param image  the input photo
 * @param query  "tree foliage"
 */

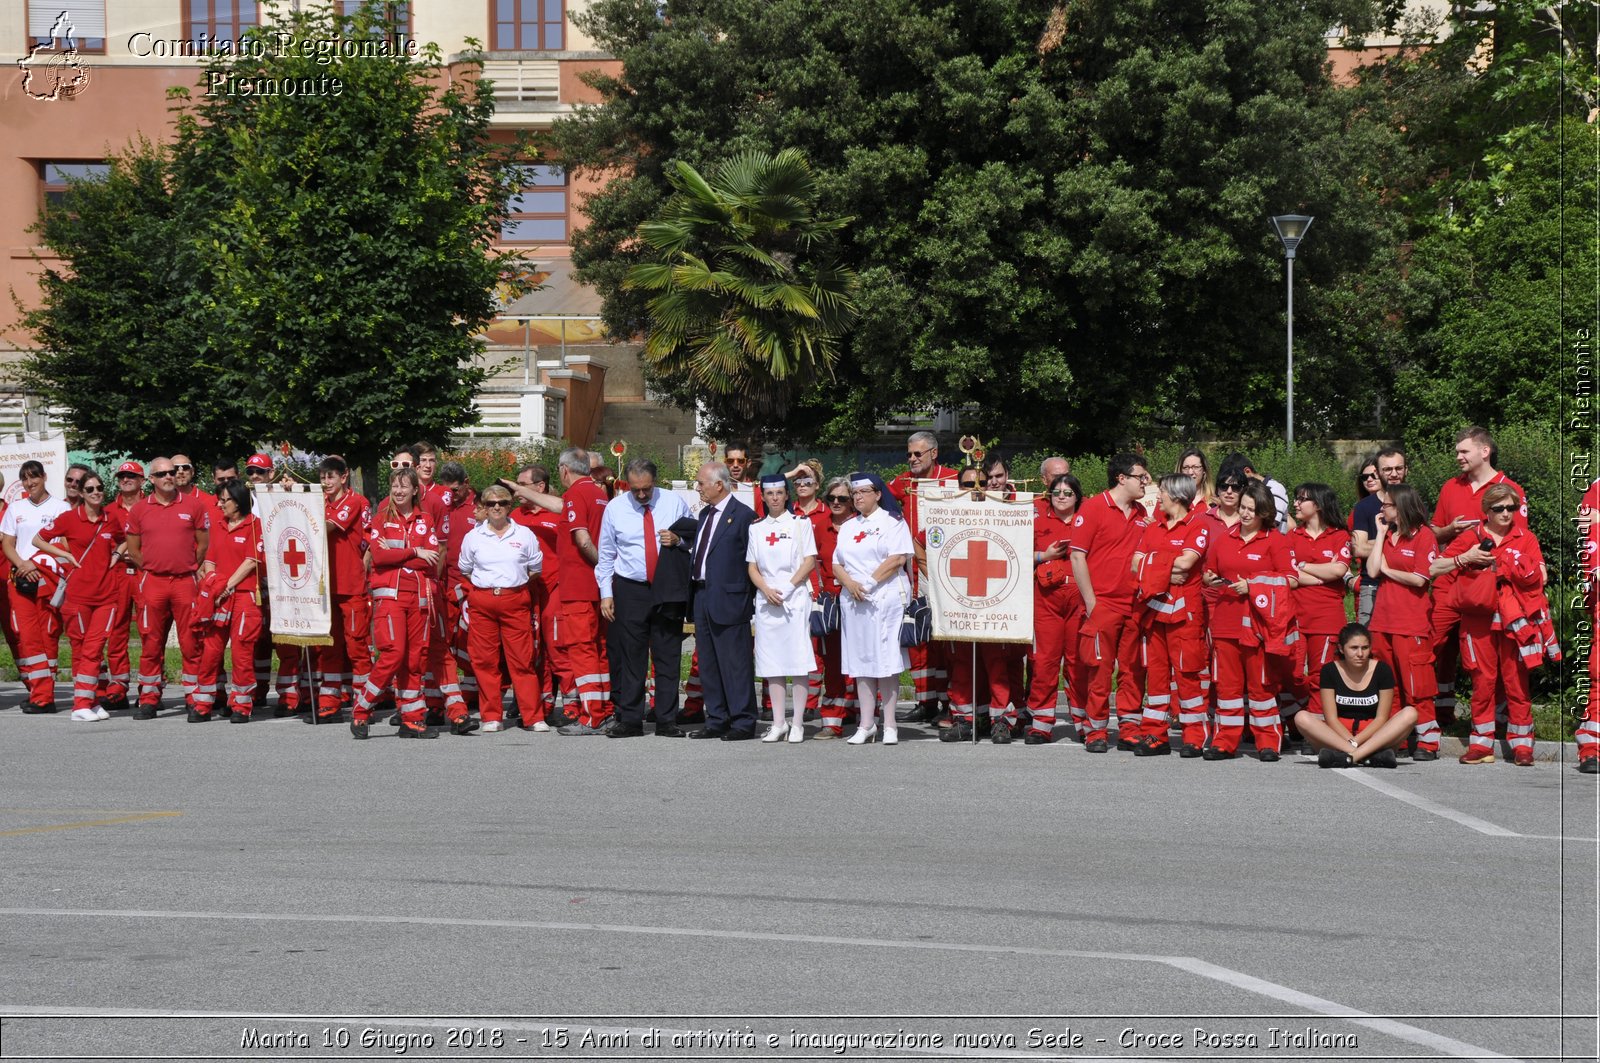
xmin=624 ymin=149 xmax=857 ymax=424
xmin=22 ymin=1 xmax=526 ymax=466
xmin=552 ymin=0 xmax=1403 ymax=449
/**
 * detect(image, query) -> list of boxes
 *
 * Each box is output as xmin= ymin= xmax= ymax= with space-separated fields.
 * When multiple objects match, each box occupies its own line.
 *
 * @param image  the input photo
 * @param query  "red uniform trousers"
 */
xmin=422 ymin=591 xmax=468 ymax=723
xmin=65 ymin=601 xmax=121 ymax=713
xmin=682 ymin=652 xmax=702 ymax=718
xmin=315 ymin=594 xmax=372 ymax=715
xmin=1209 ymin=638 xmax=1283 ymax=754
xmin=1077 ymin=607 xmax=1144 ymax=744
xmin=813 ymin=629 xmax=856 ymax=730
xmin=1431 ymin=599 xmax=1462 ymax=724
xmin=449 ymin=581 xmax=479 ymax=710
xmin=1028 ymin=588 xmax=1085 ymax=738
xmin=134 ymin=573 xmax=201 ymax=708
xmin=0 ymin=582 xmax=22 ymax=666
xmin=252 ymin=603 xmax=307 ymax=710
xmin=100 ymin=571 xmax=134 ymax=703
xmin=1371 ymin=631 xmax=1439 ymax=752
xmin=467 ymin=586 xmax=541 ymax=726
xmin=355 ymin=596 xmax=427 ymax=725
xmin=10 ymin=588 xmax=61 ymax=706
xmin=1458 ymin=618 xmax=1533 ymax=758
xmin=532 ymin=581 xmax=566 ymax=715
xmin=197 ymin=597 xmax=263 ymax=716
xmin=948 ymin=640 xmax=1017 ymax=726
xmin=1301 ymin=633 xmax=1340 ymax=696
xmin=553 ymin=598 xmax=611 ymax=727
xmin=1139 ymin=618 xmax=1208 ymax=748
xmin=1582 ymin=606 xmax=1600 ymax=765
xmin=908 ymin=638 xmax=950 ymax=711
xmin=1271 ymin=637 xmax=1312 ymax=720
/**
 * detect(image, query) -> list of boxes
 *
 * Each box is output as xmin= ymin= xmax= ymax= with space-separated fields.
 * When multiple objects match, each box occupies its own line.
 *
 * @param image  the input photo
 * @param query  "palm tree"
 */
xmin=624 ymin=148 xmax=857 ymax=423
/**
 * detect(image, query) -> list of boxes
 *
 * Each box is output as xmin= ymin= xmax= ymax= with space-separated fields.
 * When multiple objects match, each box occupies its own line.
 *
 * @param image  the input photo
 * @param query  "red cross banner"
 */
xmin=255 ymin=483 xmax=334 ymax=647
xmin=921 ymin=489 xmax=1036 ymax=644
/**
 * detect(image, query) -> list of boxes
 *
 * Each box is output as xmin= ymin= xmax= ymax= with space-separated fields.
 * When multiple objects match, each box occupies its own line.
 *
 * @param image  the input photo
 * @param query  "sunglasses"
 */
xmin=1487 ymin=504 xmax=1518 ymax=514
xmin=907 ymin=450 xmax=928 ymax=458
xmin=82 ymin=485 xmax=105 ymax=494
xmin=1361 ymin=472 xmax=1380 ymax=480
xmin=247 ymin=468 xmax=271 ymax=476
xmin=484 ymin=500 xmax=511 ymax=509
xmin=1295 ymin=495 xmax=1312 ymax=503
xmin=960 ymin=482 xmax=982 ymax=490
xmin=826 ymin=495 xmax=850 ymax=504
xmin=1050 ymin=489 xmax=1076 ymax=498
xmin=116 ymin=473 xmax=140 ymax=481
xmin=150 ymin=470 xmax=176 ymax=478
xmin=173 ymin=463 xmax=193 ymax=472
xmin=390 ymin=460 xmax=413 ymax=469
xmin=795 ymin=477 xmax=815 ymax=485
xmin=1218 ymin=482 xmax=1243 ymax=491
xmin=65 ymin=477 xmax=84 ymax=487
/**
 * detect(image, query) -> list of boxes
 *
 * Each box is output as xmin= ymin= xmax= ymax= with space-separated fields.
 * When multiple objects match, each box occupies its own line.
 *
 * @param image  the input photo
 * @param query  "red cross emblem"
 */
xmin=282 ymin=539 xmax=307 ymax=579
xmin=766 ymin=532 xmax=781 ymax=546
xmin=949 ymin=538 xmax=1007 ymax=597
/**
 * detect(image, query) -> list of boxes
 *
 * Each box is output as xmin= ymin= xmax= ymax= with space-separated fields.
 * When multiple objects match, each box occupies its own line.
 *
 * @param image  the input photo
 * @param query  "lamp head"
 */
xmin=1271 ymin=214 xmax=1314 ymax=258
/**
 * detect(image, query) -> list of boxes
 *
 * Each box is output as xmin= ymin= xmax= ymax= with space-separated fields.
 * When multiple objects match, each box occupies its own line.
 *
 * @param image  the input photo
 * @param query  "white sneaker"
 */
xmin=482 ymin=721 xmax=504 ymax=733
xmin=531 ymin=721 xmax=551 ymax=732
xmin=92 ymin=706 xmax=111 ymax=721
xmin=70 ymin=708 xmax=98 ymax=721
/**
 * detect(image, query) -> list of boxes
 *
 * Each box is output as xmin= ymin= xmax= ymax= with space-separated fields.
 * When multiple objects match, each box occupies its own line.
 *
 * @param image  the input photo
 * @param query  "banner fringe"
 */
xmin=273 ymin=635 xmax=334 ymax=648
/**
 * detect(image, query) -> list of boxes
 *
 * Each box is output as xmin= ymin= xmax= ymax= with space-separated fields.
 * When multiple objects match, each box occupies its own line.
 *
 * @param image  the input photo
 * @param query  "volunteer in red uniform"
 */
xmin=1203 ymin=480 xmax=1295 ymax=761
xmin=1027 ymin=472 xmax=1085 ymax=744
xmin=1578 ymin=479 xmax=1600 ymax=774
xmin=508 ymin=464 xmax=563 ymax=728
xmin=1365 ymin=483 xmax=1441 ymax=758
xmin=1287 ymin=483 xmax=1353 ymax=714
xmin=945 ymin=456 xmax=1028 ymax=743
xmin=314 ymin=455 xmax=372 ymax=721
xmin=1432 ymin=484 xmax=1549 ymax=765
xmin=811 ymin=476 xmax=857 ymax=737
xmin=1068 ymin=452 xmax=1151 ymax=753
xmin=34 ymin=472 xmax=124 ymax=721
xmin=0 ymin=473 xmax=23 ymax=674
xmin=434 ymin=462 xmax=479 ymax=718
xmin=124 ymin=457 xmax=209 ymax=718
xmin=888 ymin=431 xmax=959 ymax=722
xmin=558 ymin=448 xmax=616 ymax=734
xmin=1430 ymin=426 xmax=1527 ymax=731
xmin=193 ymin=481 xmax=265 ymax=722
xmin=351 ymin=466 xmax=446 ymax=740
xmin=1033 ymin=457 xmax=1070 ymax=518
xmin=459 ymin=483 xmax=545 ymax=733
xmin=2 ymin=460 xmax=71 ymax=712
xmin=101 ymin=461 xmax=146 ymax=711
xmin=1131 ymin=473 xmax=1208 ymax=756
xmin=172 ymin=453 xmax=214 ymax=509
xmin=1177 ymin=450 xmax=1214 ymax=512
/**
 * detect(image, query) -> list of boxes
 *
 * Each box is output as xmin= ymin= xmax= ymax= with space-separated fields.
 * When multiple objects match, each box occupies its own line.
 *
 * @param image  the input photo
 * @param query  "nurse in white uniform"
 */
xmin=746 ymin=475 xmax=818 ymax=743
xmin=832 ymin=471 xmax=913 ymax=745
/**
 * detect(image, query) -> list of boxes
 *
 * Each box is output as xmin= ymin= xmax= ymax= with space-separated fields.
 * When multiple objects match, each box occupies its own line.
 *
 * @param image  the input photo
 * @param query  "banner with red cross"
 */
xmin=254 ymin=483 xmax=334 ymax=646
xmin=921 ymin=490 xmax=1036 ymax=644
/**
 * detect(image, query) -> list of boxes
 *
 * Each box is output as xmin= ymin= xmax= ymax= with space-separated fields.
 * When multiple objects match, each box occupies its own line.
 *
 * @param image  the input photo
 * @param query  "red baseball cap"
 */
xmin=116 ymin=461 xmax=144 ymax=477
xmin=246 ymin=454 xmax=274 ymax=471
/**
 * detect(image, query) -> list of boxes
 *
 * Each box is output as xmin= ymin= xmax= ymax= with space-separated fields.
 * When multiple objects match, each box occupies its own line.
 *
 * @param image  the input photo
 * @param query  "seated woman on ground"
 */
xmin=1296 ymin=622 xmax=1417 ymax=768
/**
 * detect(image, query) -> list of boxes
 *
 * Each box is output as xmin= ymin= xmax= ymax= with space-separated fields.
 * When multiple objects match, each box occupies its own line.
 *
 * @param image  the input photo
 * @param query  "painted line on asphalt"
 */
xmin=0 ymin=812 xmax=182 ymax=837
xmin=1336 ymin=770 xmax=1597 ymax=842
xmin=0 ymin=907 xmax=1520 ymax=1060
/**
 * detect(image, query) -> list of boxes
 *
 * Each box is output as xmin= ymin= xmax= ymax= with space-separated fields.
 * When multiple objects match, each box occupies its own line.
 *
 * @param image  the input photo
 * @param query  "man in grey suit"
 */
xmin=686 ymin=461 xmax=759 ymax=740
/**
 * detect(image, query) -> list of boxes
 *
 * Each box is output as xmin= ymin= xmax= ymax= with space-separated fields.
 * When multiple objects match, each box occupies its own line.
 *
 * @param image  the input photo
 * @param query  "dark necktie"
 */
xmin=643 ymin=503 xmax=658 ymax=583
xmin=693 ymin=507 xmax=714 ymax=579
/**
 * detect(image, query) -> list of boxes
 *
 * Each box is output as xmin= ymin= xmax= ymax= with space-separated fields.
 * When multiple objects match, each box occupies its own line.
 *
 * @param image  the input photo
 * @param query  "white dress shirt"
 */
xmin=458 ymin=520 xmax=543 ymax=588
xmin=595 ymin=487 xmax=691 ymax=597
xmin=693 ymin=494 xmax=732 ymax=581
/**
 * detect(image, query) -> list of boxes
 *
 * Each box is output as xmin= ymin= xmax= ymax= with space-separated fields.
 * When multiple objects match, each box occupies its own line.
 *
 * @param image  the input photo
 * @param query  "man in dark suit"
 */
xmin=687 ymin=461 xmax=759 ymax=740
xmin=597 ymin=459 xmax=696 ymax=738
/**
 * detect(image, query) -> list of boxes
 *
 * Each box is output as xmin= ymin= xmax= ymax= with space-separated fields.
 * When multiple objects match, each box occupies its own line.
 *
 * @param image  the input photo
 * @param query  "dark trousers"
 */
xmin=609 ymin=578 xmax=685 ymax=727
xmin=693 ymin=597 xmax=757 ymax=736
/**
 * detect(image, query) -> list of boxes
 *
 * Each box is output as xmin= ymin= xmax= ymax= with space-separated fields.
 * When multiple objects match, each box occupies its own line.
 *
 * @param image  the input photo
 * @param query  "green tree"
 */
xmin=624 ymin=149 xmax=857 ymax=428
xmin=22 ymin=1 xmax=527 ymax=467
xmin=552 ymin=0 xmax=1402 ymax=450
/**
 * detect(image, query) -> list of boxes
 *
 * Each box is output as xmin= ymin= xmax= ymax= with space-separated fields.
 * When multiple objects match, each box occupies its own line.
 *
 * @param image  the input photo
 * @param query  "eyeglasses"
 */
xmin=1050 ymin=489 xmax=1076 ymax=498
xmin=1218 ymin=482 xmax=1243 ymax=492
xmin=390 ymin=460 xmax=413 ymax=469
xmin=151 ymin=470 xmax=176 ymax=478
xmin=1294 ymin=494 xmax=1312 ymax=503
xmin=1123 ymin=472 xmax=1151 ymax=484
xmin=1488 ymin=504 xmax=1518 ymax=514
xmin=484 ymin=500 xmax=511 ymax=509
xmin=1380 ymin=501 xmax=1396 ymax=509
xmin=1379 ymin=465 xmax=1406 ymax=475
xmin=173 ymin=463 xmax=193 ymax=472
xmin=82 ymin=485 xmax=104 ymax=494
xmin=826 ymin=495 xmax=850 ymax=504
xmin=65 ymin=477 xmax=84 ymax=487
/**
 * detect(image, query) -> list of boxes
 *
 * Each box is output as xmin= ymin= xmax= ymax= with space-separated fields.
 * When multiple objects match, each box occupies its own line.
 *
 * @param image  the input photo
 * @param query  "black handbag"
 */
xmin=809 ymin=590 xmax=840 ymax=638
xmin=899 ymin=593 xmax=932 ymax=647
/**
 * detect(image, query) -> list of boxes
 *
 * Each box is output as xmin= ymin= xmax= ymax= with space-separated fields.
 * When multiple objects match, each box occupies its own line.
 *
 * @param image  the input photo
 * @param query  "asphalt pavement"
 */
xmin=1 ymin=686 xmax=1595 ymax=1063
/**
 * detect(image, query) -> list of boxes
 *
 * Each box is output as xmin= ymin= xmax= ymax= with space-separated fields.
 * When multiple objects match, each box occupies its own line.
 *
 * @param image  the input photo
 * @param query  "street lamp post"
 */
xmin=1270 ymin=214 xmax=1313 ymax=451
